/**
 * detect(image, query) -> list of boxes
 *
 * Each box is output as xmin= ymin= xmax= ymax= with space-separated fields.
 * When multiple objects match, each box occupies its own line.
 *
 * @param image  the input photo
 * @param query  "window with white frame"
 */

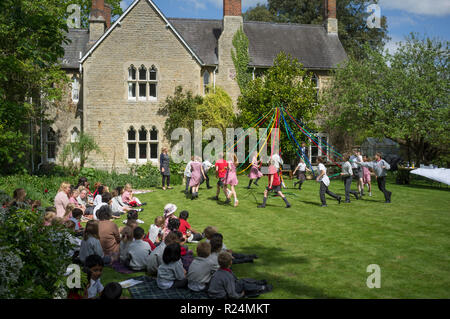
xmin=310 ymin=133 xmax=329 ymax=164
xmin=72 ymin=76 xmax=79 ymax=102
xmin=70 ymin=127 xmax=80 ymax=143
xmin=128 ymin=64 xmax=157 ymax=101
xmin=127 ymin=126 xmax=159 ymax=161
xmin=47 ymin=127 xmax=56 ymax=161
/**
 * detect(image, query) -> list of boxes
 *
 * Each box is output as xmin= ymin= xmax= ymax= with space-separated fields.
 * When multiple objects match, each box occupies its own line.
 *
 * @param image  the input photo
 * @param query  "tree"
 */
xmin=243 ymin=0 xmax=389 ymax=60
xmin=60 ymin=132 xmax=100 ymax=169
xmin=231 ymin=27 xmax=252 ymax=92
xmin=237 ymin=52 xmax=320 ymax=162
xmin=321 ymin=34 xmax=450 ymax=165
xmin=0 ymin=0 xmax=73 ymax=174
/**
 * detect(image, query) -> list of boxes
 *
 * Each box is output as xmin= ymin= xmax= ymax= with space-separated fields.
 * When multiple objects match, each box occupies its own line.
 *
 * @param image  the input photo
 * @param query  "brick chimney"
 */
xmin=89 ymin=0 xmax=106 ymax=43
xmin=223 ymin=0 xmax=242 ymax=17
xmin=104 ymin=3 xmax=112 ymax=30
xmin=324 ymin=0 xmax=338 ymax=34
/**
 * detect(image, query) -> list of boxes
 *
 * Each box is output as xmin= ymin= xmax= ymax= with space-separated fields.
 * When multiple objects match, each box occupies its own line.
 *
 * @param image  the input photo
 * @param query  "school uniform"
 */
xmin=157 ymin=259 xmax=187 ymax=289
xmin=359 ymin=159 xmax=392 ymax=202
xmin=200 ymin=160 xmax=213 ymax=188
xmin=184 ymin=161 xmax=193 ymax=193
xmin=318 ymin=163 xmax=340 ymax=206
xmin=127 ymin=239 xmax=151 ymax=271
xmin=294 ymin=162 xmax=307 ymax=189
xmin=160 ymin=153 xmax=171 ymax=187
xmin=79 ymin=236 xmax=104 ymax=264
xmin=187 ymin=256 xmax=217 ymax=292
xmin=341 ymin=161 xmax=359 ymax=202
xmin=147 ymin=241 xmax=166 ymax=274
xmin=87 ymin=278 xmax=104 ymax=299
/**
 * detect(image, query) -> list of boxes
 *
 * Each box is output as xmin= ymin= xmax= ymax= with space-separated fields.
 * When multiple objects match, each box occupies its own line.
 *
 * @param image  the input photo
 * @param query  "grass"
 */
xmin=101 ymin=174 xmax=450 ymax=299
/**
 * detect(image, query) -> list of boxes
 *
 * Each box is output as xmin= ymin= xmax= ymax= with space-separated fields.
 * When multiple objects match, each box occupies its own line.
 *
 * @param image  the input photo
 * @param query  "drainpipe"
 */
xmin=252 ymin=67 xmax=256 ymax=80
xmin=213 ymin=66 xmax=218 ymax=93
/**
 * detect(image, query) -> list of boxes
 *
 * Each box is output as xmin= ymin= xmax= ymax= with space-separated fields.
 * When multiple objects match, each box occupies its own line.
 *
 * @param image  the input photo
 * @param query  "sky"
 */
xmin=119 ymin=0 xmax=450 ymax=53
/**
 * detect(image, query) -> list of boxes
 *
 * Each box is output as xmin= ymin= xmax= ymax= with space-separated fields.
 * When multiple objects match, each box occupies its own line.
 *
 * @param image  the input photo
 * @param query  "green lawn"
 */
xmin=102 ymin=175 xmax=450 ymax=299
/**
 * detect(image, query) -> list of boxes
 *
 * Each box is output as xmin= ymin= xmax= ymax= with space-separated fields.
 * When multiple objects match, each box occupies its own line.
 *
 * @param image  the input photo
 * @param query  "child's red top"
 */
xmin=215 ymin=159 xmax=228 ymax=178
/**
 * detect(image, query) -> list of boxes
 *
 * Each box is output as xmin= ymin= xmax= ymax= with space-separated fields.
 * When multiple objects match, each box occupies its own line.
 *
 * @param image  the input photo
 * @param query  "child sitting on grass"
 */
xmin=208 ymin=252 xmax=272 ymax=299
xmin=100 ymin=282 xmax=123 ymax=299
xmin=119 ymin=226 xmax=133 ymax=264
xmin=187 ymin=242 xmax=217 ymax=292
xmin=126 ymin=227 xmax=151 ymax=271
xmin=84 ymin=254 xmax=105 ymax=299
xmin=43 ymin=207 xmax=57 ymax=226
xmin=147 ymin=232 xmax=179 ymax=275
xmin=79 ymin=220 xmax=110 ymax=265
xmin=122 ymin=209 xmax=144 ymax=225
xmin=173 ymin=230 xmax=194 ymax=271
xmin=69 ymin=208 xmax=84 ymax=236
xmin=63 ymin=203 xmax=75 ymax=222
xmin=178 ymin=210 xmax=204 ymax=243
xmin=156 ymin=243 xmax=187 ymax=289
xmin=148 ymin=216 xmax=165 ymax=245
xmin=122 ymin=183 xmax=146 ymax=207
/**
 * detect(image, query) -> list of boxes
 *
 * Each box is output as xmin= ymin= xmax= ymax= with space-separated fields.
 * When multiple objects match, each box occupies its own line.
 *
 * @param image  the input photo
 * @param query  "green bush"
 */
xmin=0 ymin=206 xmax=74 ymax=298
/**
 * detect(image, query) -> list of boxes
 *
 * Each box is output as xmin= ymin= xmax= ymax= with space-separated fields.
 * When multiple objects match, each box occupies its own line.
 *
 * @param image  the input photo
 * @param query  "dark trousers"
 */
xmin=185 ymin=176 xmax=191 ymax=192
xmin=377 ymin=176 xmax=392 ymax=201
xmin=343 ymin=176 xmax=359 ymax=201
xmin=172 ymin=278 xmax=188 ymax=289
xmin=162 ymin=174 xmax=170 ymax=187
xmin=200 ymin=174 xmax=210 ymax=188
xmin=235 ymin=278 xmax=267 ymax=297
xmin=320 ymin=181 xmax=339 ymax=205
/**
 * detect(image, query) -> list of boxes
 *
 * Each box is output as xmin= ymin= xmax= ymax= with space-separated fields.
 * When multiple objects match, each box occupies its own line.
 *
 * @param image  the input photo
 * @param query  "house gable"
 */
xmin=80 ymin=0 xmax=204 ymax=66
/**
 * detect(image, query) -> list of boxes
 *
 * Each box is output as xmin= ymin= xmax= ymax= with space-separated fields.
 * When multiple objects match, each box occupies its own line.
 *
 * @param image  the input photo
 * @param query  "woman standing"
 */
xmin=160 ymin=147 xmax=172 ymax=190
xmin=189 ymin=157 xmax=206 ymax=200
xmin=247 ymin=151 xmax=262 ymax=189
xmin=225 ymin=153 xmax=239 ymax=207
xmin=54 ymin=182 xmax=71 ymax=218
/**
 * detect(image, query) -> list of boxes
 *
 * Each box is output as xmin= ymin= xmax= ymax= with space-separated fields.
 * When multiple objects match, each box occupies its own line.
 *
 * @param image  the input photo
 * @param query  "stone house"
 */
xmin=40 ymin=0 xmax=347 ymax=173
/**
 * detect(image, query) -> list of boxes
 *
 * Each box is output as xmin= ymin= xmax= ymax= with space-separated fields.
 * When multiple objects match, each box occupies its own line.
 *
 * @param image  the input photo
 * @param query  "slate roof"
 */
xmin=63 ymin=19 xmax=347 ymax=70
xmin=61 ymin=29 xmax=90 ymax=69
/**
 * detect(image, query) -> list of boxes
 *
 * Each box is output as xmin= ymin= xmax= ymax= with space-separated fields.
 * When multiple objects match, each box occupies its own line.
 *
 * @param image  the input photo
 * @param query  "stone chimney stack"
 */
xmin=324 ymin=0 xmax=338 ymax=34
xmin=89 ymin=0 xmax=106 ymax=43
xmin=217 ymin=0 xmax=244 ymax=105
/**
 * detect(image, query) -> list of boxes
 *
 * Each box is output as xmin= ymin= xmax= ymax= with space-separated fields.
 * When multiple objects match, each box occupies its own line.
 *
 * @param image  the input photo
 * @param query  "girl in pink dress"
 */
xmin=225 ymin=154 xmax=239 ymax=207
xmin=362 ymin=155 xmax=372 ymax=196
xmin=189 ymin=157 xmax=206 ymax=200
xmin=247 ymin=151 xmax=262 ymax=189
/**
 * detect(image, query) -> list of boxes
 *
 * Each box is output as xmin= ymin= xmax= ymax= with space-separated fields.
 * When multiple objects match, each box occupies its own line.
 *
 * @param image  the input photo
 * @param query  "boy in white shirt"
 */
xmin=316 ymin=157 xmax=341 ymax=207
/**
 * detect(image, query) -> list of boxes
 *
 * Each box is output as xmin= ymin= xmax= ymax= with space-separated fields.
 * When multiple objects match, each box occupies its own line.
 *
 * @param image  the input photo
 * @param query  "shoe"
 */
xmin=136 ymin=219 xmax=145 ymax=224
xmin=254 ymin=182 xmax=259 ymax=186
xmin=321 ymin=205 xmax=328 ymax=207
xmin=167 ymin=187 xmax=173 ymax=189
xmin=207 ymin=186 xmax=213 ymax=189
xmin=286 ymin=203 xmax=291 ymax=208
xmin=135 ymin=208 xmax=143 ymax=212
xmin=355 ymin=193 xmax=360 ymax=200
xmin=140 ymin=202 xmax=147 ymax=206
xmin=385 ymin=200 xmax=391 ymax=204
xmin=257 ymin=205 xmax=266 ymax=208
xmin=344 ymin=200 xmax=351 ymax=203
xmin=213 ymin=196 xmax=219 ymax=200
xmin=369 ymin=192 xmax=372 ymax=197
xmin=246 ymin=186 xmax=251 ymax=189
xmin=224 ymin=198 xmax=231 ymax=204
xmin=337 ymin=196 xmax=342 ymax=204
xmin=162 ymin=187 xmax=166 ymax=191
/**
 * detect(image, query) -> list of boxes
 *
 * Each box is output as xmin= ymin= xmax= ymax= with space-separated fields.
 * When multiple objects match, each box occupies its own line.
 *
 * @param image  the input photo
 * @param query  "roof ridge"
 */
xmin=244 ymin=20 xmax=325 ymax=28
xmin=167 ymin=17 xmax=222 ymax=22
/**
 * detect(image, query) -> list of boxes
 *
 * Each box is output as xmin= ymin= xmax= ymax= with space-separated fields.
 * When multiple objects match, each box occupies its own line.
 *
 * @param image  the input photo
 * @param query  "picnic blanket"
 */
xmin=111 ymin=260 xmax=140 ymax=274
xmin=128 ymin=276 xmax=209 ymax=299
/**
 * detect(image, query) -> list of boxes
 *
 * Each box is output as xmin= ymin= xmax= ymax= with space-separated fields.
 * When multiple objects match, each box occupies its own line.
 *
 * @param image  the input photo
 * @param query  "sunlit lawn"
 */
xmin=102 ymin=174 xmax=450 ymax=299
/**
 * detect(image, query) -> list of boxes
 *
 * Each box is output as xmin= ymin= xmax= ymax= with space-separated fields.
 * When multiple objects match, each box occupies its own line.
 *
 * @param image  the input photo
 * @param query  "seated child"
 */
xmin=126 ymin=227 xmax=151 ymax=271
xmin=64 ymin=220 xmax=81 ymax=260
xmin=119 ymin=218 xmax=138 ymax=234
xmin=79 ymin=220 xmax=110 ymax=265
xmin=100 ymin=282 xmax=123 ymax=299
xmin=122 ymin=210 xmax=144 ymax=225
xmin=173 ymin=230 xmax=194 ymax=271
xmin=178 ymin=210 xmax=204 ymax=243
xmin=122 ymin=183 xmax=146 ymax=207
xmin=208 ymin=252 xmax=272 ymax=299
xmin=69 ymin=208 xmax=84 ymax=236
xmin=156 ymin=243 xmax=187 ymax=289
xmin=147 ymin=232 xmax=179 ymax=275
xmin=162 ymin=203 xmax=178 ymax=240
xmin=148 ymin=216 xmax=165 ymax=244
xmin=84 ymin=254 xmax=105 ymax=299
xmin=119 ymin=226 xmax=133 ymax=264
xmin=111 ymin=189 xmax=137 ymax=216
xmin=43 ymin=207 xmax=57 ymax=226
xmin=187 ymin=242 xmax=217 ymax=292
xmin=63 ymin=203 xmax=75 ymax=222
